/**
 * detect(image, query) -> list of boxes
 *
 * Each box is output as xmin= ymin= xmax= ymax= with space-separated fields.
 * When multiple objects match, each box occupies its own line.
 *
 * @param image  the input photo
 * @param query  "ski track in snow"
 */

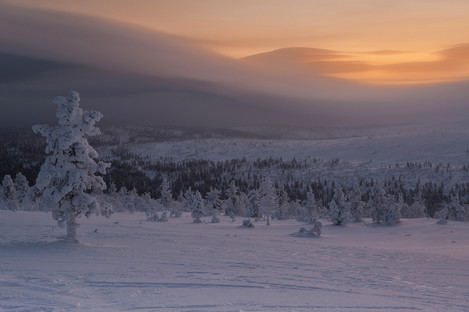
xmin=1 ymin=211 xmax=468 ymax=312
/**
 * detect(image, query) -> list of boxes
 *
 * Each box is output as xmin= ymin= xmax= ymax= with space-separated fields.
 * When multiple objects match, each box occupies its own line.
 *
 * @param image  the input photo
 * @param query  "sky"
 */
xmin=0 ymin=0 xmax=468 ymax=128
xmin=6 ymin=0 xmax=469 ymax=85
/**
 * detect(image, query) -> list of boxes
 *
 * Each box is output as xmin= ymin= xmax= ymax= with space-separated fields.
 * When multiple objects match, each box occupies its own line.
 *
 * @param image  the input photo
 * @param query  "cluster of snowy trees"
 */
xmin=86 ymin=176 xmax=466 ymax=226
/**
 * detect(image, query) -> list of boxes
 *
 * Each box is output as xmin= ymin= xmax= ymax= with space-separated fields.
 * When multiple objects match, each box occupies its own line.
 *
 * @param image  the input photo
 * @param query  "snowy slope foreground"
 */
xmin=1 ymin=211 xmax=468 ymax=312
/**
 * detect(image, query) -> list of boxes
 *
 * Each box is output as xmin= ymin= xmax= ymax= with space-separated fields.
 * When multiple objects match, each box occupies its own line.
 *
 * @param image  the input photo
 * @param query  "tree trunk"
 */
xmin=65 ymin=213 xmax=80 ymax=243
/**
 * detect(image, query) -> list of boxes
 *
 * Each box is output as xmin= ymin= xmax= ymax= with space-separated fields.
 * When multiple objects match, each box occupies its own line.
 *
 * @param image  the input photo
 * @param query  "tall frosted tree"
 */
xmin=225 ymin=180 xmax=239 ymax=220
xmin=191 ymin=191 xmax=205 ymax=223
xmin=346 ymin=185 xmax=365 ymax=222
xmin=31 ymin=91 xmax=111 ymax=243
xmin=367 ymin=186 xmax=387 ymax=224
xmin=159 ymin=177 xmax=173 ymax=209
xmin=14 ymin=173 xmax=30 ymax=207
xmin=2 ymin=175 xmax=18 ymax=211
xmin=248 ymin=189 xmax=261 ymax=220
xmin=328 ymin=186 xmax=349 ymax=225
xmin=382 ymin=194 xmax=401 ymax=225
xmin=260 ymin=177 xmax=278 ymax=225
xmin=445 ymin=193 xmax=465 ymax=221
xmin=205 ymin=187 xmax=222 ymax=223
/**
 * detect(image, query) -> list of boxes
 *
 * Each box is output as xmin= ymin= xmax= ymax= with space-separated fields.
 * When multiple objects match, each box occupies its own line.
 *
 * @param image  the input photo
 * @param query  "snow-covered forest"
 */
xmin=2 ymin=121 xmax=469 ymax=225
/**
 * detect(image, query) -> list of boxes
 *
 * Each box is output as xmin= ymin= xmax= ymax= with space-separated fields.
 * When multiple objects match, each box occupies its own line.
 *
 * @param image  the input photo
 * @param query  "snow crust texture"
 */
xmin=1 ymin=211 xmax=468 ymax=312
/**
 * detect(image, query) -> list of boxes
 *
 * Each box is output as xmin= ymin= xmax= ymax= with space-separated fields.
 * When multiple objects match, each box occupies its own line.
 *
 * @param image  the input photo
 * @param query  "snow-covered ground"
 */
xmin=1 ymin=211 xmax=468 ymax=312
xmin=129 ymin=121 xmax=469 ymax=165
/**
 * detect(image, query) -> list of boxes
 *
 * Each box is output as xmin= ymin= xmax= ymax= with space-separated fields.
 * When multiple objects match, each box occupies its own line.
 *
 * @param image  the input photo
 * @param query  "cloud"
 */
xmin=366 ymin=50 xmax=413 ymax=55
xmin=1 ymin=2 xmax=468 ymax=130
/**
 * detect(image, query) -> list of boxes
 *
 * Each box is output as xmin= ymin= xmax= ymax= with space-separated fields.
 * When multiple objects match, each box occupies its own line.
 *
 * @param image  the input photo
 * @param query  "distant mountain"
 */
xmin=1 ymin=3 xmax=468 ymax=129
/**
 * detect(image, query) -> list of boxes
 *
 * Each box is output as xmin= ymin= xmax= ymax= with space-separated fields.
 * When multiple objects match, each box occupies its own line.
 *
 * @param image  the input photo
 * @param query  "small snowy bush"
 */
xmin=298 ymin=218 xmax=322 ymax=237
xmin=242 ymin=219 xmax=255 ymax=228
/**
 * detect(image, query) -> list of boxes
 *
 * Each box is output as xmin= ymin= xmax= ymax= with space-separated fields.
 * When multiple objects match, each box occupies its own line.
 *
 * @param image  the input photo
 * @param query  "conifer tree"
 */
xmin=159 ymin=177 xmax=173 ymax=209
xmin=2 ymin=175 xmax=19 ymax=211
xmin=260 ymin=177 xmax=278 ymax=225
xmin=31 ymin=91 xmax=111 ymax=243
xmin=382 ymin=194 xmax=401 ymax=225
xmin=329 ymin=186 xmax=349 ymax=225
xmin=346 ymin=185 xmax=365 ymax=222
xmin=205 ymin=187 xmax=222 ymax=223
xmin=225 ymin=180 xmax=239 ymax=220
xmin=368 ymin=186 xmax=387 ymax=224
xmin=14 ymin=172 xmax=29 ymax=207
xmin=191 ymin=191 xmax=205 ymax=223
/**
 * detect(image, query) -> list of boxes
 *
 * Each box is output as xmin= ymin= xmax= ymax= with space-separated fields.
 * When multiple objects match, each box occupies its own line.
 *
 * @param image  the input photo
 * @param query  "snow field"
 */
xmin=1 ymin=211 xmax=468 ymax=312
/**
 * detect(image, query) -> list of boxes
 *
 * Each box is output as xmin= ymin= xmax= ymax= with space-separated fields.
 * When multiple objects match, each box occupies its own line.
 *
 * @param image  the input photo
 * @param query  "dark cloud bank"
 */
xmin=0 ymin=2 xmax=468 ymax=129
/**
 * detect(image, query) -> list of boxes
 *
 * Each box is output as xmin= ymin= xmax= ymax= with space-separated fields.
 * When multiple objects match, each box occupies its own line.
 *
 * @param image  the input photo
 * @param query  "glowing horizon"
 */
xmin=4 ymin=0 xmax=469 ymax=85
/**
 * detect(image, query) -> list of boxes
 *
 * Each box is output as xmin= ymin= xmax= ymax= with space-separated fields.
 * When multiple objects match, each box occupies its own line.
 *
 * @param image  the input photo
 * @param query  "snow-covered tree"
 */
xmin=159 ymin=177 xmax=173 ymax=209
xmin=382 ymin=194 xmax=401 ymax=225
xmin=304 ymin=186 xmax=322 ymax=223
xmin=237 ymin=191 xmax=249 ymax=217
xmin=2 ymin=175 xmax=19 ymax=211
xmin=225 ymin=180 xmax=239 ymax=220
xmin=183 ymin=188 xmax=194 ymax=212
xmin=401 ymin=191 xmax=426 ymax=218
xmin=191 ymin=191 xmax=205 ymax=223
xmin=260 ymin=177 xmax=278 ymax=225
xmin=346 ymin=185 xmax=365 ymax=222
xmin=205 ymin=187 xmax=222 ymax=223
xmin=248 ymin=189 xmax=261 ymax=220
xmin=14 ymin=172 xmax=29 ymax=207
xmin=367 ymin=186 xmax=387 ymax=224
xmin=275 ymin=184 xmax=290 ymax=220
xmin=440 ymin=193 xmax=466 ymax=221
xmin=170 ymin=191 xmax=184 ymax=217
xmin=145 ymin=192 xmax=163 ymax=221
xmin=31 ymin=91 xmax=111 ymax=243
xmin=328 ymin=186 xmax=350 ymax=225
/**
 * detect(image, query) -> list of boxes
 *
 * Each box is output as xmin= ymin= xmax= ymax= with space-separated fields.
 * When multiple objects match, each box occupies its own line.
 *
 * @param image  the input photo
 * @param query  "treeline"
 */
xmin=1 ymin=131 xmax=468 ymax=220
xmin=104 ymin=147 xmax=469 ymax=218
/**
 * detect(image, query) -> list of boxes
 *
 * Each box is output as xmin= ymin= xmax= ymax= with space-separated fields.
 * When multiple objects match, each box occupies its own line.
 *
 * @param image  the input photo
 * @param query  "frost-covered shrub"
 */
xmin=242 ymin=219 xmax=254 ymax=228
xmin=298 ymin=218 xmax=322 ymax=237
xmin=147 ymin=213 xmax=160 ymax=222
xmin=159 ymin=211 xmax=169 ymax=222
xmin=170 ymin=201 xmax=183 ymax=218
xmin=31 ymin=91 xmax=111 ymax=243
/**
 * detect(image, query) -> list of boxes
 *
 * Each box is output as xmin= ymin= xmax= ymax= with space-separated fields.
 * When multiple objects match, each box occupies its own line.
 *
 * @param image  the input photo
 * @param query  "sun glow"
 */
xmin=5 ymin=0 xmax=469 ymax=86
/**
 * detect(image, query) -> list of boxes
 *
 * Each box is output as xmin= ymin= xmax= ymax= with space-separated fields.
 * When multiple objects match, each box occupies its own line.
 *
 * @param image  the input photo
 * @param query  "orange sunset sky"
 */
xmin=8 ymin=0 xmax=469 ymax=85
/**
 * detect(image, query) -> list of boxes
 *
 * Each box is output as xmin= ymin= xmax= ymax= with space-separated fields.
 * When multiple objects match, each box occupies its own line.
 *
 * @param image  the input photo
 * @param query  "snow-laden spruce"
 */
xmin=31 ymin=91 xmax=111 ymax=243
